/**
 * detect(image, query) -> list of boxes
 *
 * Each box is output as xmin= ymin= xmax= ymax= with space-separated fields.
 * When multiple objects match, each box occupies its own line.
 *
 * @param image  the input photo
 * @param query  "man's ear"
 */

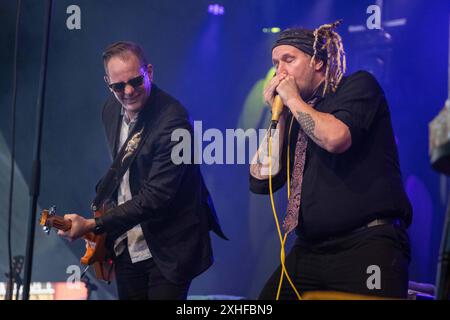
xmin=314 ymin=58 xmax=324 ymax=72
xmin=146 ymin=64 xmax=154 ymax=81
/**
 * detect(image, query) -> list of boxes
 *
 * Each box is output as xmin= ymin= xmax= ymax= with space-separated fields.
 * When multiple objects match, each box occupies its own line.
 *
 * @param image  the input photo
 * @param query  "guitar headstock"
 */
xmin=40 ymin=206 xmax=72 ymax=234
xmin=40 ymin=205 xmax=57 ymax=234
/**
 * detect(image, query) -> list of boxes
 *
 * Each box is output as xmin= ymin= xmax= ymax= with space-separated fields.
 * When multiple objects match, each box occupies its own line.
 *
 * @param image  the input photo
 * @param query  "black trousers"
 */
xmin=114 ymin=248 xmax=191 ymax=300
xmin=259 ymin=223 xmax=411 ymax=299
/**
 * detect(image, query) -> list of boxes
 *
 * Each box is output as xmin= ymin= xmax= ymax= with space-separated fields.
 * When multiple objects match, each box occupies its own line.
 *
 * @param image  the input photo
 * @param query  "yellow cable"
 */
xmin=276 ymin=126 xmax=290 ymax=300
xmin=269 ymin=135 xmax=300 ymax=300
xmin=279 ymin=117 xmax=302 ymax=299
xmin=268 ymin=134 xmax=285 ymax=245
xmin=268 ymin=118 xmax=301 ymax=300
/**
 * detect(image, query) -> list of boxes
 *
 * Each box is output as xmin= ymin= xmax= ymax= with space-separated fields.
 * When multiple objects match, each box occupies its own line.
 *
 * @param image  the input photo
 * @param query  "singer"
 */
xmin=57 ymin=41 xmax=227 ymax=299
xmin=250 ymin=21 xmax=412 ymax=299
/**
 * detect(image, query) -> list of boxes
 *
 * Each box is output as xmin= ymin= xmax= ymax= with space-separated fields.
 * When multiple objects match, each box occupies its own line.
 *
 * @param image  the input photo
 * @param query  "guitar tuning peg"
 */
xmin=43 ymin=225 xmax=51 ymax=234
xmin=41 ymin=205 xmax=57 ymax=234
xmin=49 ymin=205 xmax=57 ymax=216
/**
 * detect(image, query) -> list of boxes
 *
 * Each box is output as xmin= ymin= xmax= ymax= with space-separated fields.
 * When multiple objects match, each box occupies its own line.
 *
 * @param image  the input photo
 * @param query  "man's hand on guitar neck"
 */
xmin=57 ymin=214 xmax=96 ymax=241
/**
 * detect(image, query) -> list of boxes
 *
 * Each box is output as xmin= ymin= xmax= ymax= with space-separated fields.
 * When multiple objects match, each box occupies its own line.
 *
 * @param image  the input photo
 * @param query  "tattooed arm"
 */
xmin=287 ymin=98 xmax=351 ymax=153
xmin=276 ymin=74 xmax=351 ymax=154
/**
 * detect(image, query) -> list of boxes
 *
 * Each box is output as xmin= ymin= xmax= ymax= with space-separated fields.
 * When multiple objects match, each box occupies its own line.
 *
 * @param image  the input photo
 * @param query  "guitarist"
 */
xmin=58 ymin=41 xmax=227 ymax=300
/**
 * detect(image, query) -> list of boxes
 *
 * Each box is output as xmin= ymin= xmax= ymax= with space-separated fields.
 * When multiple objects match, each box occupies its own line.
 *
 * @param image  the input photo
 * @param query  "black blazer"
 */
xmin=95 ymin=85 xmax=226 ymax=284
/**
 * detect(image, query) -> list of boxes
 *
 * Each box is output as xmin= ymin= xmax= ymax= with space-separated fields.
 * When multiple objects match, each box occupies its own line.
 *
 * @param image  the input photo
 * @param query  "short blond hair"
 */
xmin=102 ymin=41 xmax=148 ymax=73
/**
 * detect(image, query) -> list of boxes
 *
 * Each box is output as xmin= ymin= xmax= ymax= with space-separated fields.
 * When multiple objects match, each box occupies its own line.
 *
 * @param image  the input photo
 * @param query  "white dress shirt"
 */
xmin=113 ymin=109 xmax=152 ymax=263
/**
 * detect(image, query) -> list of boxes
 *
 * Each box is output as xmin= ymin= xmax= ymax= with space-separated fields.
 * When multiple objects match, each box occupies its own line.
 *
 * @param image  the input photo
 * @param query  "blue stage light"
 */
xmin=208 ymin=4 xmax=225 ymax=16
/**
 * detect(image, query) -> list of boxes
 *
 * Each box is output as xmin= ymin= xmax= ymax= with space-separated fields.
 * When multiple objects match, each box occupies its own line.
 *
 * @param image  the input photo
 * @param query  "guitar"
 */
xmin=39 ymin=206 xmax=113 ymax=282
xmin=4 ymin=255 xmax=24 ymax=300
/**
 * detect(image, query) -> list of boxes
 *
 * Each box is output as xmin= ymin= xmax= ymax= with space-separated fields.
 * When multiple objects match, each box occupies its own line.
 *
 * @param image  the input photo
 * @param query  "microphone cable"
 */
xmin=267 ymin=116 xmax=301 ymax=300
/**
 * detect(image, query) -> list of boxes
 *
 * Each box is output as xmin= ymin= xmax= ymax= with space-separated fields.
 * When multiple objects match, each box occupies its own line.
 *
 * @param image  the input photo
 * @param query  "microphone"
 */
xmin=270 ymin=95 xmax=284 ymax=129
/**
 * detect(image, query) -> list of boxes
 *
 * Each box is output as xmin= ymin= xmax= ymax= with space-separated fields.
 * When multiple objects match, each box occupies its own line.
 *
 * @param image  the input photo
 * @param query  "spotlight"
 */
xmin=208 ymin=4 xmax=225 ymax=16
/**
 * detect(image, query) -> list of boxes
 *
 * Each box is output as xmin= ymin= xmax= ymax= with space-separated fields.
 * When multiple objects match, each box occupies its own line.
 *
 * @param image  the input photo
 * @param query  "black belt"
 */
xmin=350 ymin=218 xmax=404 ymax=234
xmin=297 ymin=217 xmax=406 ymax=245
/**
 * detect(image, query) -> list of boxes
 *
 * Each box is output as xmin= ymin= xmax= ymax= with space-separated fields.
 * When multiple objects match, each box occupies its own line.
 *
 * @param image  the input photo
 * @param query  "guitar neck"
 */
xmin=46 ymin=215 xmax=72 ymax=232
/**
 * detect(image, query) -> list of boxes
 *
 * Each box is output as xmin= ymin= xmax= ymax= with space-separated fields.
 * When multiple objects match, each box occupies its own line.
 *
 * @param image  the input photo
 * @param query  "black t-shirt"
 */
xmin=250 ymin=71 xmax=412 ymax=241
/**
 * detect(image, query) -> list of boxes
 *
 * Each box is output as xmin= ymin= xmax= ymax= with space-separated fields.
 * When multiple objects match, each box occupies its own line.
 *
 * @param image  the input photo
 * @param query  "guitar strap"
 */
xmin=91 ymin=114 xmax=153 ymax=211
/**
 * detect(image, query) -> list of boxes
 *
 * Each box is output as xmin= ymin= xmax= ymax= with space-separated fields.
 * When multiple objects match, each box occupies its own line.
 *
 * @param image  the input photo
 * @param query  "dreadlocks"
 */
xmin=273 ymin=20 xmax=347 ymax=96
xmin=312 ymin=20 xmax=346 ymax=95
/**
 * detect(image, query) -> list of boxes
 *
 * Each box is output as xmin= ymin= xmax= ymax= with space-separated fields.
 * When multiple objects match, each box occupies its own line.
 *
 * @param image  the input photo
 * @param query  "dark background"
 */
xmin=0 ymin=0 xmax=449 ymax=299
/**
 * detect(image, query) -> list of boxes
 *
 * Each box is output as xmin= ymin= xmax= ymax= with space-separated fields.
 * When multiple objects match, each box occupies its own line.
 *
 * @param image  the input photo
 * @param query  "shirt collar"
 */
xmin=307 ymin=80 xmax=327 ymax=106
xmin=120 ymin=107 xmax=139 ymax=125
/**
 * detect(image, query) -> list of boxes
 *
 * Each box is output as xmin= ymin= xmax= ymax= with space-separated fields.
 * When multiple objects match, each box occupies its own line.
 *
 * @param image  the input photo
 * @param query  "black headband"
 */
xmin=272 ymin=29 xmax=328 ymax=62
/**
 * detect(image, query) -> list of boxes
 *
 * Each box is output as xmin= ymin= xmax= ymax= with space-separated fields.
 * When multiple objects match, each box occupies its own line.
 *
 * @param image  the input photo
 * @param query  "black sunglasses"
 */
xmin=108 ymin=74 xmax=145 ymax=93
